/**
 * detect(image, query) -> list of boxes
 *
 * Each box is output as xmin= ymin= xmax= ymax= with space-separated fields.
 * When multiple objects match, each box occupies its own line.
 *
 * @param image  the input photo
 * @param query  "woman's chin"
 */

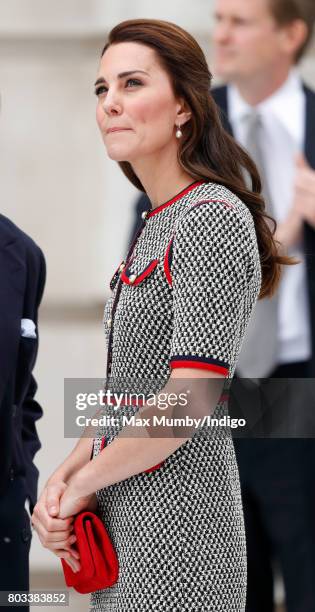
xmin=106 ymin=146 xmax=133 ymax=162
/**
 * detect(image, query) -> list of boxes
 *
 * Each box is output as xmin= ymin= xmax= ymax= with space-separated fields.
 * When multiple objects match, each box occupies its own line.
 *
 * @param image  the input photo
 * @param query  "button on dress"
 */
xmin=90 ymin=180 xmax=262 ymax=611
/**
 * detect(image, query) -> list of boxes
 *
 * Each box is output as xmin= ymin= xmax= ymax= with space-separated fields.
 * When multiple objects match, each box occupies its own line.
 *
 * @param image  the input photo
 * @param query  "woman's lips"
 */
xmin=106 ymin=128 xmax=132 ymax=134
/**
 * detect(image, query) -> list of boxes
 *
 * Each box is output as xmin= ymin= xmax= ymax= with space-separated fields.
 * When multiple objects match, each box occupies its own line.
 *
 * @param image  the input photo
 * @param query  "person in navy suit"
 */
xmin=129 ymin=1 xmax=315 ymax=610
xmin=0 ymin=214 xmax=45 ymax=610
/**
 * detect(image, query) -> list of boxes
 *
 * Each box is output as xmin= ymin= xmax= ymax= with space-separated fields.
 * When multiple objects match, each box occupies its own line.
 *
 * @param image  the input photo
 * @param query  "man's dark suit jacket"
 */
xmin=0 ymin=214 xmax=46 ymax=513
xmin=131 ymin=83 xmax=315 ymax=378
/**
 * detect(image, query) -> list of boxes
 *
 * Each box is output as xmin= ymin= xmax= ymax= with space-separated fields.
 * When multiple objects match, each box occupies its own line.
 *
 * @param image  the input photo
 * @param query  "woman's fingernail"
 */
xmin=49 ymin=506 xmax=57 ymax=514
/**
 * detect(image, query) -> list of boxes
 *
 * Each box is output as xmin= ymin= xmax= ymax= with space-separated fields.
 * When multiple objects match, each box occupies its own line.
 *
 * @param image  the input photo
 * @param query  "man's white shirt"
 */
xmin=227 ymin=68 xmax=312 ymax=365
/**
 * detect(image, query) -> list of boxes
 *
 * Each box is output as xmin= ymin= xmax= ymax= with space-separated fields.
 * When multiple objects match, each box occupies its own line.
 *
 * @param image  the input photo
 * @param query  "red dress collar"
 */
xmin=146 ymin=180 xmax=206 ymax=218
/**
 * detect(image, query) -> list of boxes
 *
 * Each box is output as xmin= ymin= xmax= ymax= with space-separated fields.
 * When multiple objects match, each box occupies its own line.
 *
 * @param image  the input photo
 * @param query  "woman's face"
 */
xmin=95 ymin=41 xmax=190 ymax=162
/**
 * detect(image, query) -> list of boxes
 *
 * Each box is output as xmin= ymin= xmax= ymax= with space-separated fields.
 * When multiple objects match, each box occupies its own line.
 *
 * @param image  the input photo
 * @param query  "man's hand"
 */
xmin=274 ymin=206 xmax=304 ymax=250
xmin=292 ymin=153 xmax=315 ymax=228
xmin=31 ymin=481 xmax=80 ymax=573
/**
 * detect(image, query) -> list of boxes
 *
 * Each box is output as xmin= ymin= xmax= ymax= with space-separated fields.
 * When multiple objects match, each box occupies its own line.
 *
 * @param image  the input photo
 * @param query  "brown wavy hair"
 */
xmin=101 ymin=18 xmax=298 ymax=300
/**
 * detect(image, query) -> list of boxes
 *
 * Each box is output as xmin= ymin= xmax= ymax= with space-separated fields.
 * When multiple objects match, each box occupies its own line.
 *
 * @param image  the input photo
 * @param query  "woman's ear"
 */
xmin=176 ymin=99 xmax=192 ymax=126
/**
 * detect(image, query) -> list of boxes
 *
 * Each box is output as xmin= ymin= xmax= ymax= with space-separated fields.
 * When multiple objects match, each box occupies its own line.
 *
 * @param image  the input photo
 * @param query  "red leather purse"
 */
xmin=61 ymin=510 xmax=119 ymax=594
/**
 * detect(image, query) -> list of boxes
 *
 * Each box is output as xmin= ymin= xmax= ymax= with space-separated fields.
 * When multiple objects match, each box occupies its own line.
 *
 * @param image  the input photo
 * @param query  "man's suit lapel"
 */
xmin=212 ymin=86 xmax=232 ymax=135
xmin=0 ymin=224 xmax=26 ymax=404
xmin=304 ymin=85 xmax=315 ymax=168
xmin=302 ymin=85 xmax=315 ymax=376
xmin=213 ymin=83 xmax=315 ymax=157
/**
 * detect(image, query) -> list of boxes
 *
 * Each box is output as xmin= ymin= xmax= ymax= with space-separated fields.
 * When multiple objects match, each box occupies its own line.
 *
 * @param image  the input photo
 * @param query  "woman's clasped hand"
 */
xmin=31 ymin=480 xmax=97 ymax=573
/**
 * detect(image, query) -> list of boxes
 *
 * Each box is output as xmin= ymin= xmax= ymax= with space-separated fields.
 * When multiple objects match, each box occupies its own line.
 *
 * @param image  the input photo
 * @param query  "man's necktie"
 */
xmin=236 ymin=109 xmax=279 ymax=378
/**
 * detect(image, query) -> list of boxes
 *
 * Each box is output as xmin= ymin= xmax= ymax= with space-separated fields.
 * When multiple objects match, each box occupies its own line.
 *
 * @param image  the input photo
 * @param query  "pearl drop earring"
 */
xmin=175 ymin=124 xmax=183 ymax=139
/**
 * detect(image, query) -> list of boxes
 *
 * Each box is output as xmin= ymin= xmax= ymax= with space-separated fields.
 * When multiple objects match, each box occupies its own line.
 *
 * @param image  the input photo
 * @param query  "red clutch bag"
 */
xmin=61 ymin=510 xmax=119 ymax=594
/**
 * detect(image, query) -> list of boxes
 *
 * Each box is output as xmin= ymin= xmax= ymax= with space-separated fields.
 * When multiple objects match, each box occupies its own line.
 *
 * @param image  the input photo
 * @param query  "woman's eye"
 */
xmin=126 ymin=78 xmax=142 ymax=88
xmin=94 ymin=79 xmax=142 ymax=96
xmin=94 ymin=85 xmax=108 ymax=97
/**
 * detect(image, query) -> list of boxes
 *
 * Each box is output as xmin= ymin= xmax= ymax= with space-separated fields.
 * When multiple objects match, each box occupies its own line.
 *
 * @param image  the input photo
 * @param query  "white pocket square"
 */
xmin=21 ymin=318 xmax=37 ymax=339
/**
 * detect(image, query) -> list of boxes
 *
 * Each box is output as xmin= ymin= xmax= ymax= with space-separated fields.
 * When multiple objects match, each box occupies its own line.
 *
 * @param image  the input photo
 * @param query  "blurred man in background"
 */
xmin=0 ymin=214 xmax=45 ymax=610
xmin=130 ymin=1 xmax=315 ymax=610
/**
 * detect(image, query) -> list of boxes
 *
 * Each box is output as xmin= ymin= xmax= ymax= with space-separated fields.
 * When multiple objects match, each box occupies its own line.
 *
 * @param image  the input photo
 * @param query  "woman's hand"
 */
xmin=31 ymin=481 xmax=80 ymax=573
xmin=58 ymin=481 xmax=96 ymax=520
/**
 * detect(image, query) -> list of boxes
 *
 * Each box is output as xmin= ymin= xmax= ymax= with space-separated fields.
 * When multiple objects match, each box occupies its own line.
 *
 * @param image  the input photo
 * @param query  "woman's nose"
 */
xmin=103 ymin=92 xmax=122 ymax=116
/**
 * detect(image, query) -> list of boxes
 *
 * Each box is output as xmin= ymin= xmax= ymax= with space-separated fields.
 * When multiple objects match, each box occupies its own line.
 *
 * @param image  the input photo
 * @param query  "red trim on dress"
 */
xmin=121 ymin=259 xmax=159 ymax=286
xmin=144 ymin=461 xmax=165 ymax=474
xmin=163 ymin=237 xmax=174 ymax=287
xmin=147 ymin=181 xmax=205 ymax=218
xmin=188 ymin=198 xmax=235 ymax=210
xmin=161 ymin=198 xmax=235 ymax=288
xmin=170 ymin=360 xmax=229 ymax=376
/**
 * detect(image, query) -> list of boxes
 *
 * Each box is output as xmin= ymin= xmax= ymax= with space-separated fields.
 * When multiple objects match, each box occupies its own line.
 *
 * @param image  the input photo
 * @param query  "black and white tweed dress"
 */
xmin=90 ymin=180 xmax=262 ymax=612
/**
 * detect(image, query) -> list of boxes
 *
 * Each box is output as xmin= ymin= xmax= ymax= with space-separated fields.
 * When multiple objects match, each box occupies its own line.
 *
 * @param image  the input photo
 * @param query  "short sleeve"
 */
xmin=169 ymin=201 xmax=253 ymax=376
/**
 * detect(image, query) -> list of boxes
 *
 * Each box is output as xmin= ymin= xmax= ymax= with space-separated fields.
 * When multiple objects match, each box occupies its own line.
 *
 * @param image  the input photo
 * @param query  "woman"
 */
xmin=31 ymin=19 xmax=295 ymax=611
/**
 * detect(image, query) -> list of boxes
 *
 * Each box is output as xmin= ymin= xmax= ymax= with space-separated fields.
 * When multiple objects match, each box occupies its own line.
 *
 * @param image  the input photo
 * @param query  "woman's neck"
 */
xmin=131 ymin=145 xmax=195 ymax=210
